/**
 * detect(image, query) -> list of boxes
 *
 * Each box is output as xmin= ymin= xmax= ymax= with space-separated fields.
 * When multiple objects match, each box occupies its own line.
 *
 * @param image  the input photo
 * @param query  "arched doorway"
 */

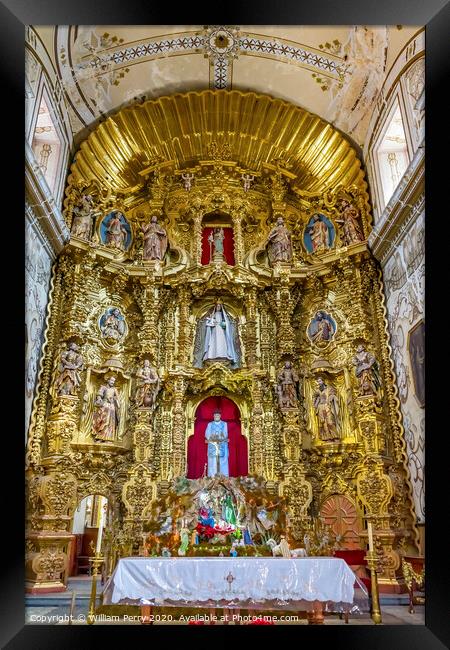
xmin=69 ymin=494 xmax=110 ymax=576
xmin=187 ymin=396 xmax=248 ymax=479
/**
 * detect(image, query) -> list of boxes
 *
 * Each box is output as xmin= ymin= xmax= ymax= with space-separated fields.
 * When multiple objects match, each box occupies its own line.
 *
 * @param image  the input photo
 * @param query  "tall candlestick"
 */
xmin=367 ymin=522 xmax=374 ymax=551
xmin=96 ymin=525 xmax=102 ymax=554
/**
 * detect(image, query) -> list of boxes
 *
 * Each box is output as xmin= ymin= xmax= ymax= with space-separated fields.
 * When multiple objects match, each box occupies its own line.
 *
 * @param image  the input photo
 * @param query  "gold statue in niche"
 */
xmin=336 ymin=199 xmax=365 ymax=245
xmin=54 ymin=342 xmax=83 ymax=396
xmin=25 ymin=91 xmax=420 ymax=596
xmin=352 ymin=344 xmax=381 ymax=396
xmin=313 ymin=378 xmax=341 ymax=442
xmin=142 ymin=216 xmax=168 ymax=261
xmin=277 ymin=361 xmax=300 ymax=409
xmin=266 ymin=216 xmax=293 ymax=265
xmin=135 ymin=360 xmax=161 ymax=409
xmin=93 ymin=376 xmax=121 ymax=442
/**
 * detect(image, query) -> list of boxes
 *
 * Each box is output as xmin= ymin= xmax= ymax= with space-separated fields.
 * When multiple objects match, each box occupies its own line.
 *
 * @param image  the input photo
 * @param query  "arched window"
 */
xmin=376 ymin=99 xmax=409 ymax=208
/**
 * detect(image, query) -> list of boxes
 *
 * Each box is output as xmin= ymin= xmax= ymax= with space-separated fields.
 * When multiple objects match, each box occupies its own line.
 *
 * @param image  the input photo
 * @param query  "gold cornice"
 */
xmin=67 ymin=90 xmax=366 ymax=197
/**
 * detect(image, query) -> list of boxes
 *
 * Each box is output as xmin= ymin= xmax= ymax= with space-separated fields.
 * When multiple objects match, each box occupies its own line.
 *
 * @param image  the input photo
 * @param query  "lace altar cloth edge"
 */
xmin=102 ymin=556 xmax=369 ymax=612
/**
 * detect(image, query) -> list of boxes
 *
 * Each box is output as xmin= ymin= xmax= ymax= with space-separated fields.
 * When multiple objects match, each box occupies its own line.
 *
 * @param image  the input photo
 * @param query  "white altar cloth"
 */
xmin=103 ymin=556 xmax=368 ymax=611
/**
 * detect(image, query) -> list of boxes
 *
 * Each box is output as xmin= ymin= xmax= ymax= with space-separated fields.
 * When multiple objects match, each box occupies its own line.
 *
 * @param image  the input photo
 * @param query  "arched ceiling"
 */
xmin=33 ymin=24 xmax=421 ymax=148
xmin=67 ymin=89 xmax=367 ymax=197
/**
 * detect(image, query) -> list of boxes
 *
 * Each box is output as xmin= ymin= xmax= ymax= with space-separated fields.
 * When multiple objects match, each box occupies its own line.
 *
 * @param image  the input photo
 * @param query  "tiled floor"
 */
xmin=25 ymin=577 xmax=425 ymax=626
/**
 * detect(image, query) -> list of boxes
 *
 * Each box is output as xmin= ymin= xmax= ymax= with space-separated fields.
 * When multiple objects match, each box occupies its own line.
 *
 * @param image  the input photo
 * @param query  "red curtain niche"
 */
xmin=201 ymin=227 xmax=235 ymax=265
xmin=187 ymin=396 xmax=248 ymax=479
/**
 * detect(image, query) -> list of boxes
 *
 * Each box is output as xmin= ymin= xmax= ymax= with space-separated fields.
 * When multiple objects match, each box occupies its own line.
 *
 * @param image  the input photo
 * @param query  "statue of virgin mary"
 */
xmin=193 ymin=301 xmax=241 ymax=368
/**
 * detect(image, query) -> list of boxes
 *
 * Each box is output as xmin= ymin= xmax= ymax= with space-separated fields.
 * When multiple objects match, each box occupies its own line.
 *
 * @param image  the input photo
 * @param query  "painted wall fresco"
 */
xmin=25 ymin=214 xmax=53 ymax=437
xmin=383 ymin=211 xmax=425 ymax=523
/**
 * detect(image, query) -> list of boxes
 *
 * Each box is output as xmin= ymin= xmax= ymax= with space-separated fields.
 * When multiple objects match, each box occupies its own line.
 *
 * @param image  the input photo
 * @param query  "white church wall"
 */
xmin=383 ymin=211 xmax=425 ymax=524
xmin=25 ymin=208 xmax=53 ymax=436
xmin=365 ymin=28 xmax=425 ymax=526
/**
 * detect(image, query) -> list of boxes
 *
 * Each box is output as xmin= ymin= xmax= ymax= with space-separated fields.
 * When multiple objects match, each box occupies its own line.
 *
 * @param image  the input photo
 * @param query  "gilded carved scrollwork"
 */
xmin=280 ymin=465 xmax=313 ymax=541
xmin=26 ymin=90 xmax=420 ymax=592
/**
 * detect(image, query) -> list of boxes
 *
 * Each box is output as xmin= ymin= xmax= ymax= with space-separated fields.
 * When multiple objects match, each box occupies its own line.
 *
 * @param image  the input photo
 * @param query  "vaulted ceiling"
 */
xmin=33 ymin=25 xmax=420 ymax=148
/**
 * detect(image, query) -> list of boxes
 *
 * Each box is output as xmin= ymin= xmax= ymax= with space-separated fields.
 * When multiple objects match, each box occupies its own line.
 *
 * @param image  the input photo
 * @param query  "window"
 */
xmin=376 ymin=100 xmax=409 ymax=208
xmin=31 ymin=94 xmax=62 ymax=193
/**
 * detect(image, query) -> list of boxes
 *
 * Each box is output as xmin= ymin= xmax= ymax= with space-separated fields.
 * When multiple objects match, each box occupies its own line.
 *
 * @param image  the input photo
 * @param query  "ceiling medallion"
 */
xmin=204 ymin=26 xmax=240 ymax=59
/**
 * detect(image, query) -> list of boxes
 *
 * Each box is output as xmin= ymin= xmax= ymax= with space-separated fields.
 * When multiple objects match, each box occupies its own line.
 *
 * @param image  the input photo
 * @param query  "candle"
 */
xmin=96 ymin=525 xmax=102 ymax=554
xmin=367 ymin=522 xmax=374 ymax=551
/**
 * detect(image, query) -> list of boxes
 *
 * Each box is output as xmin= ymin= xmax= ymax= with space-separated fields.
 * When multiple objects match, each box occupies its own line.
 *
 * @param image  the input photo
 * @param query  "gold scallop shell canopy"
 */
xmin=67 ymin=90 xmax=367 ymax=196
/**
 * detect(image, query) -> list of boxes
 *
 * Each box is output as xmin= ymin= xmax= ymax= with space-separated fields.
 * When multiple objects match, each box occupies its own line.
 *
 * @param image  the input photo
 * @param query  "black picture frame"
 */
xmin=3 ymin=1 xmax=449 ymax=647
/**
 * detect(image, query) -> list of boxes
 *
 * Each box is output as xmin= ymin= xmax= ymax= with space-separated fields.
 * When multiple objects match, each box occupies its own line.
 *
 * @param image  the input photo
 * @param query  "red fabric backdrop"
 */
xmin=187 ymin=396 xmax=248 ymax=479
xmin=201 ymin=227 xmax=235 ymax=265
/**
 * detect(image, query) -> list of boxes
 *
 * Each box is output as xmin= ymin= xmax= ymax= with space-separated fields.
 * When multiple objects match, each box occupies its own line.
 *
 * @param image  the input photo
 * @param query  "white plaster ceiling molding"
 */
xmin=51 ymin=25 xmax=419 ymax=145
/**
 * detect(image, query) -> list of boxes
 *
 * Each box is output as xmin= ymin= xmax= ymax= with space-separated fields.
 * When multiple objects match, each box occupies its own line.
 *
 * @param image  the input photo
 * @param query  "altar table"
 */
xmin=102 ymin=556 xmax=368 ymax=624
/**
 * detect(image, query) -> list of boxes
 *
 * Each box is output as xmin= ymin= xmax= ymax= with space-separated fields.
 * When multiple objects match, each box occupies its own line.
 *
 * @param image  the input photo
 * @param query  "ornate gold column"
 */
xmin=249 ymin=380 xmax=264 ymax=476
xmin=171 ymin=375 xmax=188 ymax=477
xmin=177 ymin=285 xmax=192 ymax=367
xmin=243 ymin=287 xmax=259 ymax=369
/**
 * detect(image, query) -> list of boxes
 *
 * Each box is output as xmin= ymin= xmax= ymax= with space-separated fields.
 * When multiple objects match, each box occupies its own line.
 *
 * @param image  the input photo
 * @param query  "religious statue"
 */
xmin=205 ymin=410 xmax=229 ymax=477
xmin=221 ymin=493 xmax=237 ymax=525
xmin=71 ymin=194 xmax=98 ymax=240
xmin=193 ymin=301 xmax=241 ymax=368
xmin=307 ymin=214 xmax=331 ymax=252
xmin=100 ymin=307 xmax=126 ymax=343
xmin=208 ymin=227 xmax=225 ymax=260
xmin=135 ymin=359 xmax=161 ymax=408
xmin=335 ymin=199 xmax=365 ymax=245
xmin=105 ymin=212 xmax=128 ymax=250
xmin=177 ymin=523 xmax=190 ymax=556
xmin=54 ymin=342 xmax=83 ymax=396
xmin=313 ymin=377 xmax=341 ymax=442
xmin=352 ymin=344 xmax=381 ymax=396
xmin=93 ymin=376 xmax=121 ymax=442
xmin=142 ymin=215 xmax=168 ymax=261
xmin=308 ymin=311 xmax=335 ymax=344
xmin=276 ymin=361 xmax=300 ymax=409
xmin=266 ymin=216 xmax=293 ymax=265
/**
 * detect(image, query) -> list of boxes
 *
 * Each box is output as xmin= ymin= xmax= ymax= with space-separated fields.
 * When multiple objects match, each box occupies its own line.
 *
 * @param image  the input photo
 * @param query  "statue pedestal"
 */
xmin=26 ymin=531 xmax=73 ymax=593
xmin=203 ymin=358 xmax=231 ymax=368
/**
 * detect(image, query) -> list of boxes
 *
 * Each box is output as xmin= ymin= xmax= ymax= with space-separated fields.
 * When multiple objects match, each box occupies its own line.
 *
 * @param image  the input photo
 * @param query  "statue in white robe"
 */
xmin=193 ymin=301 xmax=241 ymax=368
xmin=205 ymin=411 xmax=229 ymax=477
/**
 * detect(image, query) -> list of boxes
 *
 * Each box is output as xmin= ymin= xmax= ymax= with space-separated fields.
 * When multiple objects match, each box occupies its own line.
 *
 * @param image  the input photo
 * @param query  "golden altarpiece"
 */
xmin=25 ymin=91 xmax=419 ymax=594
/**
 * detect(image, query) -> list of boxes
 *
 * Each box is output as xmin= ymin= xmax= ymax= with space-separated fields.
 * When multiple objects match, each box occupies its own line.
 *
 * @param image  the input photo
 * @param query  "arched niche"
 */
xmin=201 ymin=211 xmax=235 ymax=265
xmin=186 ymin=396 xmax=248 ymax=479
